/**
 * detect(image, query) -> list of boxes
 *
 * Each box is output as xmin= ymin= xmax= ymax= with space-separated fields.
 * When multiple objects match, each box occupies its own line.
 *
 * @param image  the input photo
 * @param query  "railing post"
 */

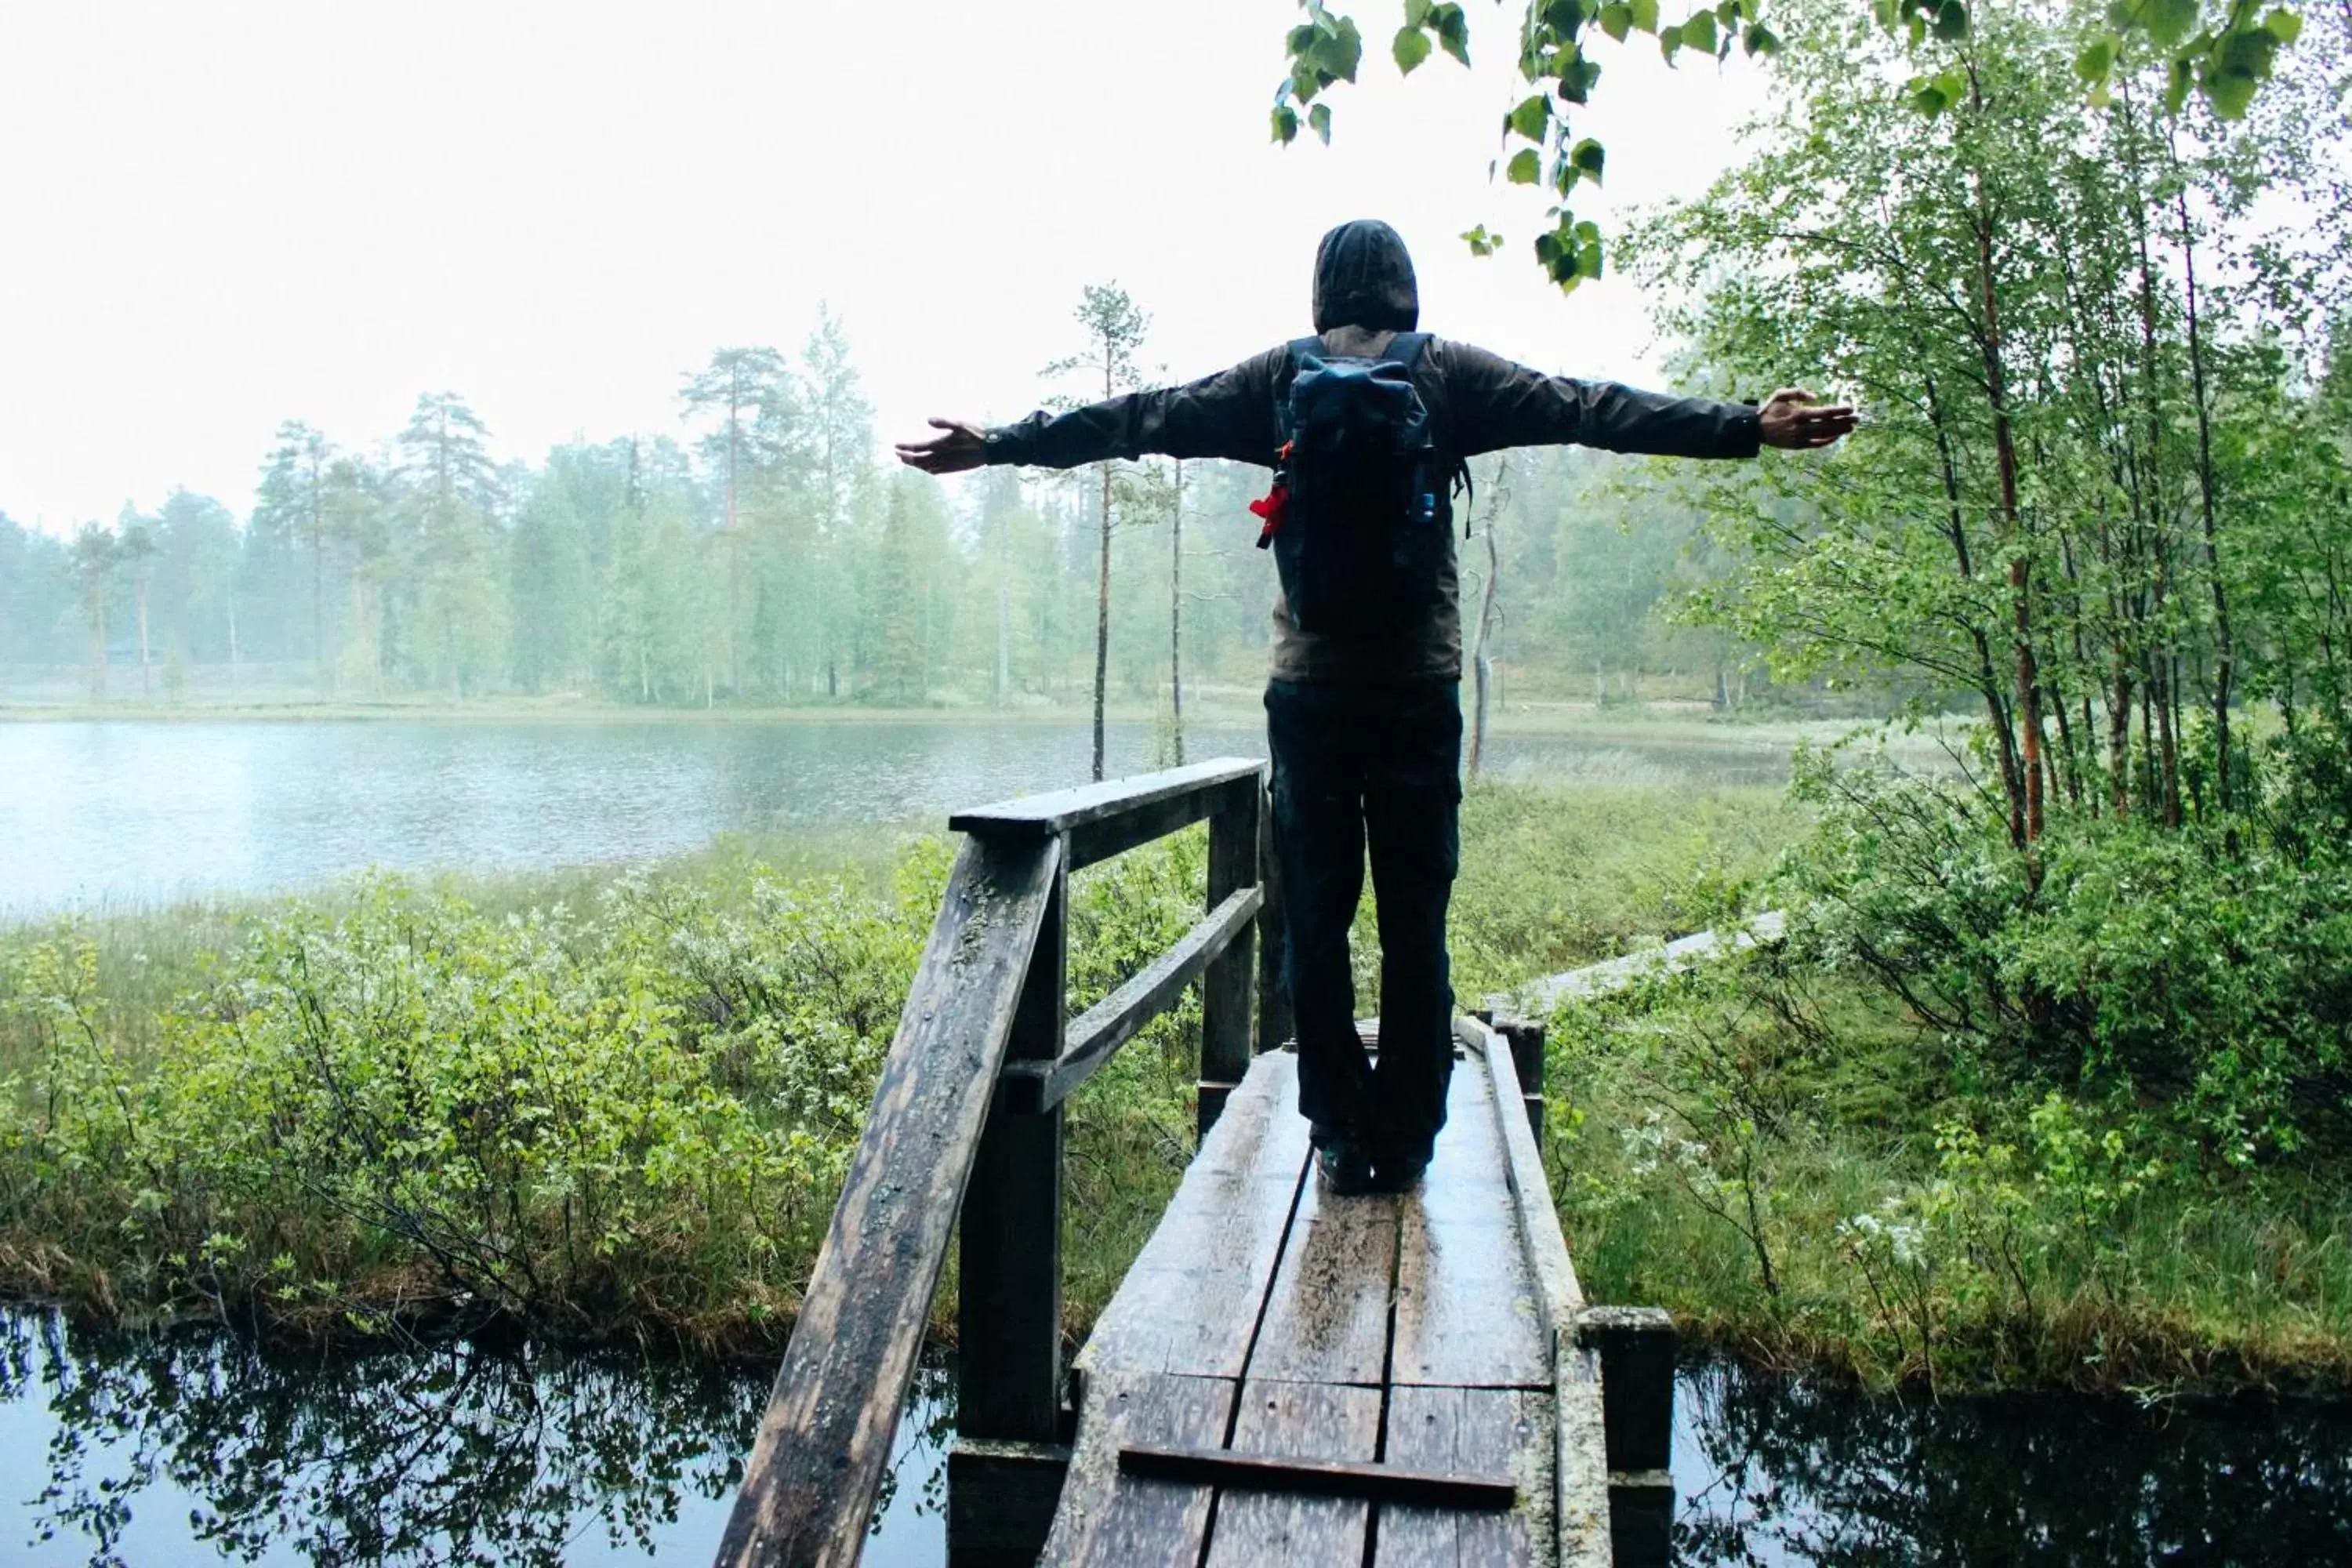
xmin=1497 ymin=1018 xmax=1547 ymax=1152
xmin=949 ymin=845 xmax=1070 ymax=1563
xmin=1254 ymin=775 xmax=1291 ymax=1055
xmin=1199 ymin=775 xmax=1259 ymax=1137
xmin=1579 ymin=1304 xmax=1677 ymax=1568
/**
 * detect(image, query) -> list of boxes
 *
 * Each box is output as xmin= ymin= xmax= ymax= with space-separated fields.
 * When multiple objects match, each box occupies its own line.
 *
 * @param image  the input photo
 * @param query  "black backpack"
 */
xmin=1254 ymin=332 xmax=1461 ymax=636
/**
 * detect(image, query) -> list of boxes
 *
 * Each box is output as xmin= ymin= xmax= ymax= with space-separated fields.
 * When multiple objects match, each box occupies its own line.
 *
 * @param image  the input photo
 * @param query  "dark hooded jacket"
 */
xmin=981 ymin=220 xmax=1760 ymax=683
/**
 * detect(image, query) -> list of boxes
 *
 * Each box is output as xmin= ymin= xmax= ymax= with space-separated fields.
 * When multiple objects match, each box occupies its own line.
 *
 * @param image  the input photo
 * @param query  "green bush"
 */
xmin=0 ymin=864 xmax=939 ymax=1345
xmin=1778 ymin=741 xmax=2352 ymax=1162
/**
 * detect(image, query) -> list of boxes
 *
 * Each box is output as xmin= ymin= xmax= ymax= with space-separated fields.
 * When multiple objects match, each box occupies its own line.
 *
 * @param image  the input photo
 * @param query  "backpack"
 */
xmin=1251 ymin=332 xmax=1462 ymax=637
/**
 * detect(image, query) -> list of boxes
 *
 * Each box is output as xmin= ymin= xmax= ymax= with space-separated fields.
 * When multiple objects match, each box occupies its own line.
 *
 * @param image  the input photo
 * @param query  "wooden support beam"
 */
xmin=1117 ymin=1445 xmax=1516 ymax=1510
xmin=997 ymin=886 xmax=1263 ymax=1115
xmin=1200 ymin=776 xmax=1258 ymax=1138
xmin=714 ymin=835 xmax=1062 ymax=1568
xmin=1495 ymin=1018 xmax=1548 ymax=1152
xmin=948 ymin=1438 xmax=1074 ymax=1568
xmin=1576 ymin=1306 xmax=1675 ymax=1476
xmin=951 ymin=757 xmax=1266 ymax=871
xmin=961 ymin=853 xmax=1072 ymax=1447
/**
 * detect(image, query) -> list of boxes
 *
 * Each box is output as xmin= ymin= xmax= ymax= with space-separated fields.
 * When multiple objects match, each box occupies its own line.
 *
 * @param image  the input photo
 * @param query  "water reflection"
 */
xmin=13 ymin=1308 xmax=2339 ymax=1566
xmin=1674 ymin=1358 xmax=2352 ymax=1564
xmin=0 ymin=1309 xmax=949 ymax=1568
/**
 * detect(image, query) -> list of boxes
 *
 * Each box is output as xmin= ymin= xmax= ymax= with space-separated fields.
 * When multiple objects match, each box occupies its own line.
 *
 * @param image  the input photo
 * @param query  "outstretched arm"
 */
xmin=896 ymin=351 xmax=1284 ymax=475
xmin=1443 ymin=340 xmax=1851 ymax=459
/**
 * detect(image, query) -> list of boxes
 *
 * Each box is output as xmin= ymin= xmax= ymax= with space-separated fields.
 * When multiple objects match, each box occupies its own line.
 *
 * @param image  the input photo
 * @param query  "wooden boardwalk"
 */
xmin=1040 ymin=1027 xmax=1613 ymax=1568
xmin=710 ymin=760 xmax=1673 ymax=1568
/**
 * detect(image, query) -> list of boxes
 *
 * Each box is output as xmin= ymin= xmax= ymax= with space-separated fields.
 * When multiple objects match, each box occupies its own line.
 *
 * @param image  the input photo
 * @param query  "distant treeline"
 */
xmin=0 ymin=308 xmax=1786 ymax=711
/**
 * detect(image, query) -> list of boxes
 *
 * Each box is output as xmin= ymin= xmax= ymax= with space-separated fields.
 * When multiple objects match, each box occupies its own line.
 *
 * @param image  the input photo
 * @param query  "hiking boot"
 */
xmin=1313 ymin=1137 xmax=1377 ymax=1196
xmin=1369 ymin=1145 xmax=1432 ymax=1194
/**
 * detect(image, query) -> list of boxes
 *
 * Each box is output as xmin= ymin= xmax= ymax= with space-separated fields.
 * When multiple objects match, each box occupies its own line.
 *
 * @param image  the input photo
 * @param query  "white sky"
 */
xmin=0 ymin=0 xmax=1767 ymax=531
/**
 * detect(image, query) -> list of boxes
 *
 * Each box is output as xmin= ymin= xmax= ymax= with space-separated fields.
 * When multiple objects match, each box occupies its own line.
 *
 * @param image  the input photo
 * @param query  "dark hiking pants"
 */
xmin=1265 ymin=677 xmax=1461 ymax=1161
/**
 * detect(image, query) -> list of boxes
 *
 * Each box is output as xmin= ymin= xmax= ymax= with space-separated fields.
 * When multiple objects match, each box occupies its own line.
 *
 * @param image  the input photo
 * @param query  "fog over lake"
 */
xmin=0 ymin=718 xmax=1803 ymax=915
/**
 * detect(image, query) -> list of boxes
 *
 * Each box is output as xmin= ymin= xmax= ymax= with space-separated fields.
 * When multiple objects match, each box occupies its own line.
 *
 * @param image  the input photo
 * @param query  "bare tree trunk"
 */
xmin=1466 ymin=459 xmax=1508 ymax=779
xmin=1170 ymin=458 xmax=1185 ymax=765
xmin=310 ymin=463 xmax=329 ymax=695
xmin=1094 ymin=459 xmax=1112 ymax=782
xmin=2174 ymin=172 xmax=2234 ymax=816
xmin=1973 ymin=183 xmax=2044 ymax=855
xmin=996 ymin=506 xmax=1011 ymax=708
xmin=135 ymin=569 xmax=151 ymax=702
xmin=1926 ymin=372 xmax=2027 ymax=848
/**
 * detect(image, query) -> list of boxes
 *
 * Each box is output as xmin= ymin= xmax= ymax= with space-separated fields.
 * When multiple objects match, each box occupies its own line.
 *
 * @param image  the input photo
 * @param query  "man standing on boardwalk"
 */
xmin=898 ymin=219 xmax=1852 ymax=1194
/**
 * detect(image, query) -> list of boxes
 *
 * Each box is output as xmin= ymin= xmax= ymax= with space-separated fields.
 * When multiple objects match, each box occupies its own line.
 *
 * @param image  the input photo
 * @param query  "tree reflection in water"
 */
xmin=11 ymin=1309 xmax=2351 ymax=1568
xmin=0 ymin=1309 xmax=953 ymax=1568
xmin=1675 ymin=1356 xmax=2352 ymax=1566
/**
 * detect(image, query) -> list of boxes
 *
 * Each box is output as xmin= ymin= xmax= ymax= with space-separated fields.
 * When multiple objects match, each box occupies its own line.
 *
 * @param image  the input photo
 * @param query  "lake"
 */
xmin=0 ymin=716 xmax=1810 ymax=915
xmin=5 ymin=1308 xmax=2346 ymax=1567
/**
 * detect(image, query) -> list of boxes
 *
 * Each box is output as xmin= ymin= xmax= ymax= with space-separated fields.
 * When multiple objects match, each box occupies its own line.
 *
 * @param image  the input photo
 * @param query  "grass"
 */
xmin=10 ymin=768 xmax=2347 ymax=1398
xmin=0 ymin=777 xmax=1789 ymax=1357
xmin=1544 ymin=963 xmax=2352 ymax=1396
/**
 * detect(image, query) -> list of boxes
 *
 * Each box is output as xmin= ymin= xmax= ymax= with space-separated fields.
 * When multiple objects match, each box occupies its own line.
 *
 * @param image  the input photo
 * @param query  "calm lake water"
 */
xmin=0 ymin=717 xmax=1805 ymax=915
xmin=4 ymin=1308 xmax=2346 ymax=1567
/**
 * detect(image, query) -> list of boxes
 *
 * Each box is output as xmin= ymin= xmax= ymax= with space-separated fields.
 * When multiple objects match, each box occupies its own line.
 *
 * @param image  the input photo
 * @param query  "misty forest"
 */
xmin=0 ymin=311 xmax=1745 ymax=728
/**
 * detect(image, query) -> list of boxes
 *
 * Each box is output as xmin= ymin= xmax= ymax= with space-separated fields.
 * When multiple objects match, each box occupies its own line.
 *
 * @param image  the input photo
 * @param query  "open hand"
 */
xmin=1759 ymin=388 xmax=1857 ymax=451
xmin=895 ymin=418 xmax=988 ymax=474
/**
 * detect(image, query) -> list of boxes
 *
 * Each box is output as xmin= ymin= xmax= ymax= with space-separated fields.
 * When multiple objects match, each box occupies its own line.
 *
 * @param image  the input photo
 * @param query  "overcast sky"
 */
xmin=0 ymin=0 xmax=1768 ymax=532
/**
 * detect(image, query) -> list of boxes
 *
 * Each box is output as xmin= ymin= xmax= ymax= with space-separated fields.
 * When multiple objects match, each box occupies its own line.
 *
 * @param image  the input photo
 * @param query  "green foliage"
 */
xmin=0 ymin=864 xmax=940 ymax=1344
xmin=1550 ymin=952 xmax=2352 ymax=1392
xmin=1449 ymin=779 xmax=1800 ymax=996
xmin=1270 ymin=0 xmax=2299 ymax=292
xmin=1773 ymin=741 xmax=2352 ymax=1164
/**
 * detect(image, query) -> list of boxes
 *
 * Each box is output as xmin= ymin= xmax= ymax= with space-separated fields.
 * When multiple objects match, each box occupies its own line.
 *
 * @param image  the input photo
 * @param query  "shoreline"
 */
xmin=0 ymin=693 xmax=1947 ymax=749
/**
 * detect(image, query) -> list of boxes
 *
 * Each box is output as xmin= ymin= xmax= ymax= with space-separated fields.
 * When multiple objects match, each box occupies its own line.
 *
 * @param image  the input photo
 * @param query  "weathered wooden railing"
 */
xmin=713 ymin=757 xmax=1272 ymax=1568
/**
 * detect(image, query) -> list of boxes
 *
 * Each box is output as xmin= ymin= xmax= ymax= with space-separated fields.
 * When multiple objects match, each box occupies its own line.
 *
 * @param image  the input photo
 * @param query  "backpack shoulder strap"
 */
xmin=1384 ymin=331 xmax=1432 ymax=368
xmin=1286 ymin=334 xmax=1329 ymax=367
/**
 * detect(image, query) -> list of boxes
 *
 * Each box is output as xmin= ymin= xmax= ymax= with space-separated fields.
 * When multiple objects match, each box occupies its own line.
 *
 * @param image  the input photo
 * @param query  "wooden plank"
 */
xmin=1555 ymin=1343 xmax=1614 ymax=1568
xmin=1200 ymin=777 xmax=1260 ymax=1135
xmin=1374 ymin=1387 xmax=1549 ymax=1568
xmin=1243 ymin=1167 xmax=1399 ymax=1387
xmin=1467 ymin=1018 xmax=1584 ymax=1323
xmin=1493 ymin=910 xmax=1786 ymax=1018
xmin=1464 ymin=1018 xmax=1612 ymax=1568
xmin=960 ymin=853 xmax=1069 ymax=1444
xmin=1392 ymin=1066 xmax=1548 ymax=1390
xmin=1044 ymin=1371 xmax=1236 ymax=1567
xmin=1077 ymin=1054 xmax=1307 ymax=1382
xmin=715 ymin=835 xmax=1061 ymax=1568
xmin=1167 ymin=1058 xmax=1312 ymax=1381
xmin=1120 ymin=1446 xmax=1514 ymax=1509
xmin=998 ymin=885 xmax=1262 ymax=1114
xmin=1203 ymin=1381 xmax=1382 ymax=1567
xmin=951 ymin=757 xmax=1265 ymax=848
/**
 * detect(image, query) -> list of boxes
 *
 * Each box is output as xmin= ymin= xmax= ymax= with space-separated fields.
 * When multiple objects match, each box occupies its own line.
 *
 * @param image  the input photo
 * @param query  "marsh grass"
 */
xmin=17 ymin=774 xmax=2344 ymax=1397
xmin=1548 ymin=962 xmax=2352 ymax=1396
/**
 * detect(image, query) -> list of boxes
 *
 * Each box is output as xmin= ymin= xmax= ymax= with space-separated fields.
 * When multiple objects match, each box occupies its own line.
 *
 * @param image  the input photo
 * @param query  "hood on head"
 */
xmin=1312 ymin=220 xmax=1419 ymax=333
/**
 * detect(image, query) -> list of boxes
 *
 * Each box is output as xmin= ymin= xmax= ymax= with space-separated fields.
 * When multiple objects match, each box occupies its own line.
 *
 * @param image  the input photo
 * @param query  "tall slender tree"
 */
xmin=66 ymin=522 xmax=119 ymax=698
xmin=394 ymin=392 xmax=500 ymax=700
xmin=681 ymin=347 xmax=789 ymax=696
xmin=1044 ymin=284 xmax=1150 ymax=780
xmin=253 ymin=421 xmax=336 ymax=691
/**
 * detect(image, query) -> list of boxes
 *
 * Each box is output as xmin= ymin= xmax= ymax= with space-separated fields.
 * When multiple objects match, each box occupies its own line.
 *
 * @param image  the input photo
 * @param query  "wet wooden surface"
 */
xmin=1043 ymin=1039 xmax=1584 ymax=1566
xmin=717 ymin=835 xmax=1062 ymax=1568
